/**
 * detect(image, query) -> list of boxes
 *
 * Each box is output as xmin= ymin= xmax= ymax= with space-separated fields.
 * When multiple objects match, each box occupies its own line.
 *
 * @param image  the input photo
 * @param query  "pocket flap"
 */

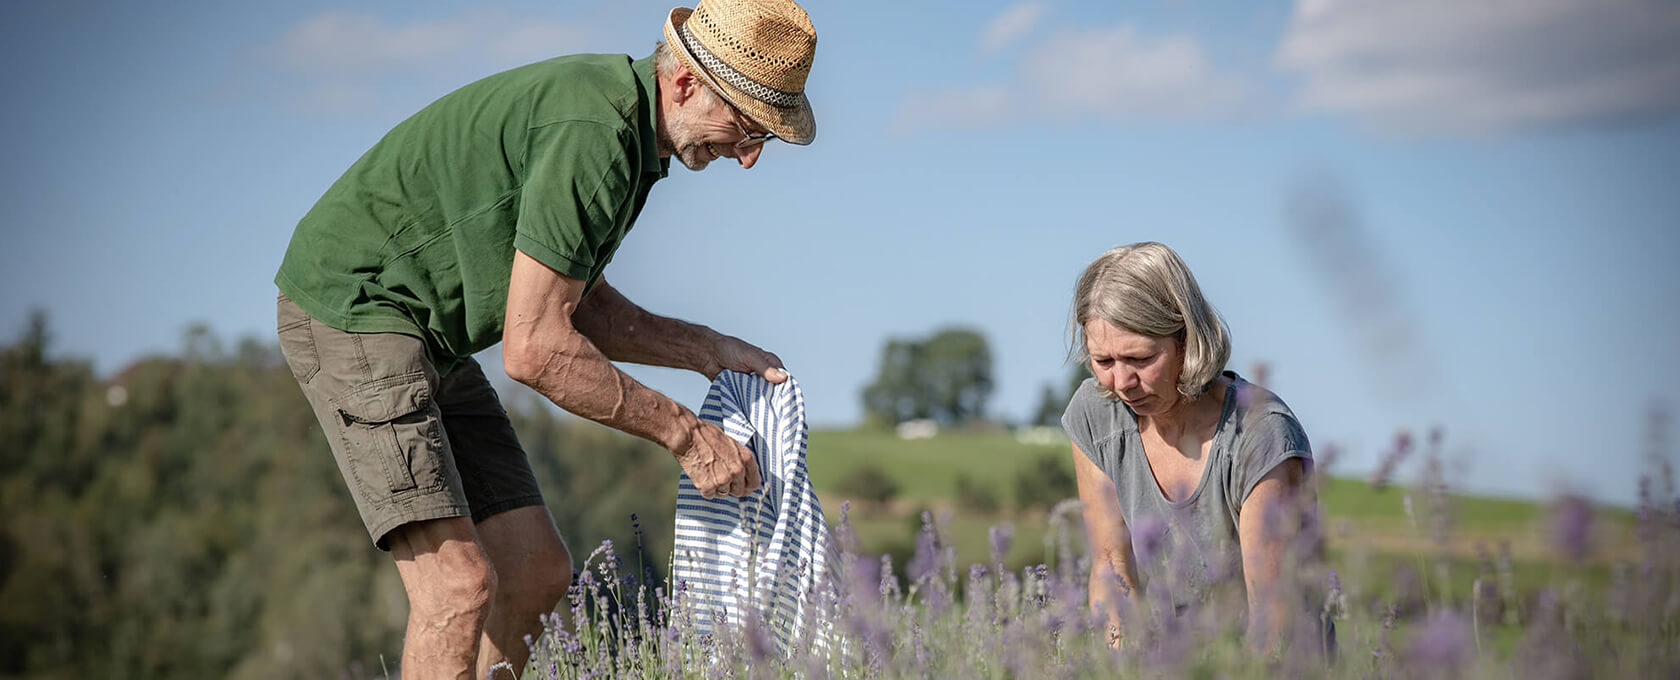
xmin=334 ymin=373 xmax=432 ymax=423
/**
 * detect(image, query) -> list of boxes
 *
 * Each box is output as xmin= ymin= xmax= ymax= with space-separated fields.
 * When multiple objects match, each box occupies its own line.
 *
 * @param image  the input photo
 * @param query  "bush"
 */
xmin=834 ymin=464 xmax=900 ymax=510
xmin=954 ymin=473 xmax=1001 ymax=515
xmin=1014 ymin=451 xmax=1076 ymax=511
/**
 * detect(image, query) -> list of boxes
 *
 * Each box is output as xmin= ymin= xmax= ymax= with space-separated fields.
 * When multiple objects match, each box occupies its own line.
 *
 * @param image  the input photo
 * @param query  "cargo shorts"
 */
xmin=276 ymin=292 xmax=545 ymax=550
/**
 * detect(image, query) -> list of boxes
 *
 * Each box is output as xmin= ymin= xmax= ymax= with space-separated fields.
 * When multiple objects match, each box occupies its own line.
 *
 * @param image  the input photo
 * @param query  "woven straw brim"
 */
xmin=664 ymin=7 xmax=815 ymax=145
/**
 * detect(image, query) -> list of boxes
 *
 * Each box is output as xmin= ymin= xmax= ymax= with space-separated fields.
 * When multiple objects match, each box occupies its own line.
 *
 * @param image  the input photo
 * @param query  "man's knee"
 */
xmin=499 ymin=543 xmax=572 ymax=609
xmin=394 ymin=523 xmax=500 ymax=621
xmin=437 ymin=550 xmax=498 ymax=618
xmin=476 ymin=506 xmax=574 ymax=610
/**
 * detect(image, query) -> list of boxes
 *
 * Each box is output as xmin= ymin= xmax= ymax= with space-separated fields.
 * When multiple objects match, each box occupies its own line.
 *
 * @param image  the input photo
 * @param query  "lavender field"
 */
xmin=517 ymin=429 xmax=1679 ymax=679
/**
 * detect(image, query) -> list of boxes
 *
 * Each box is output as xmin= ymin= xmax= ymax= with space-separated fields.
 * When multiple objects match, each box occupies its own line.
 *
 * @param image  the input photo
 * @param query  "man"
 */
xmin=272 ymin=1 xmax=818 ymax=676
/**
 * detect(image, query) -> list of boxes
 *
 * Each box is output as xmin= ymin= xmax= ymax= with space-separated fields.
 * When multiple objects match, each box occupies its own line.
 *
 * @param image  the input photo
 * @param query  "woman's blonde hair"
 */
xmin=1070 ymin=242 xmax=1231 ymax=400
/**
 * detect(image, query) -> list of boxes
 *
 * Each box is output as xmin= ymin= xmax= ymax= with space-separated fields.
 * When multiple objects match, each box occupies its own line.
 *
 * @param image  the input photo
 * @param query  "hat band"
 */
xmin=678 ymin=20 xmax=804 ymax=110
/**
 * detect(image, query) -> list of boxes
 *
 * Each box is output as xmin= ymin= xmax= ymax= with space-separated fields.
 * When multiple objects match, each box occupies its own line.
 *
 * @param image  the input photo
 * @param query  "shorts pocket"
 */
xmin=332 ymin=373 xmax=444 ymax=495
xmin=276 ymin=295 xmax=319 ymax=384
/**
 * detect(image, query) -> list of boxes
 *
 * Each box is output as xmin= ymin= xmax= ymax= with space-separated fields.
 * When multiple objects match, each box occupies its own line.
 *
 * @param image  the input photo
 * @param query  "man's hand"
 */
xmin=674 ymin=421 xmax=763 ymax=499
xmin=706 ymin=334 xmax=788 ymax=384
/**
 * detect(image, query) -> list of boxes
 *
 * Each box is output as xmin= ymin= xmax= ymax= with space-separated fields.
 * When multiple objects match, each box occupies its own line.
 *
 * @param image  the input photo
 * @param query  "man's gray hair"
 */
xmin=654 ymin=40 xmax=678 ymax=77
xmin=1070 ymin=241 xmax=1231 ymax=401
xmin=653 ymin=41 xmax=719 ymax=105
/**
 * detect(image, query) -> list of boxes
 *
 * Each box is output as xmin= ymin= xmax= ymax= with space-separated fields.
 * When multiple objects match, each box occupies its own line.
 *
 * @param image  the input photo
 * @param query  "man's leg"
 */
xmin=276 ymin=293 xmax=486 ymax=677
xmin=427 ymin=357 xmax=573 ymax=677
xmin=474 ymin=506 xmax=573 ymax=677
xmin=388 ymin=517 xmax=498 ymax=679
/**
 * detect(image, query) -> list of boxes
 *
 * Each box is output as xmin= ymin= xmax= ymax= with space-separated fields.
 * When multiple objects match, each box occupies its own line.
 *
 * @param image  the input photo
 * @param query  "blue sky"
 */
xmin=3 ymin=0 xmax=1677 ymax=506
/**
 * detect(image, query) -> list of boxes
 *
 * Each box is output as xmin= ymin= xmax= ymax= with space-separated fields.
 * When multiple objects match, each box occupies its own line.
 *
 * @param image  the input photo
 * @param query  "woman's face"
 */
xmin=1084 ymin=319 xmax=1184 ymax=416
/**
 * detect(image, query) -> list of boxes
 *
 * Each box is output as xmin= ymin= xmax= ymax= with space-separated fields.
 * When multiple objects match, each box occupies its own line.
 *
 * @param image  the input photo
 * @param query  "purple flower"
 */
xmin=804 ymin=651 xmax=829 ymax=680
xmin=1130 ymin=514 xmax=1168 ymax=563
xmin=908 ymin=512 xmax=942 ymax=583
xmin=844 ymin=554 xmax=880 ymax=605
xmin=1549 ymin=494 xmax=1593 ymax=562
xmin=879 ymin=554 xmax=900 ymax=601
xmin=845 ymin=610 xmax=892 ymax=658
xmin=989 ymin=523 xmax=1014 ymax=565
xmin=744 ymin=609 xmax=774 ymax=661
xmin=1406 ymin=611 xmax=1474 ymax=675
xmin=1370 ymin=430 xmax=1414 ymax=490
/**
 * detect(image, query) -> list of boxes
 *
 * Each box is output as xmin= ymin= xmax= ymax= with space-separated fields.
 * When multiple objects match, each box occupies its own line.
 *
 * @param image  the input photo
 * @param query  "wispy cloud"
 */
xmin=1275 ymin=0 xmax=1680 ymax=134
xmin=980 ymin=2 xmax=1047 ymax=53
xmin=262 ymin=9 xmax=588 ymax=114
xmin=896 ymin=23 xmax=1253 ymax=132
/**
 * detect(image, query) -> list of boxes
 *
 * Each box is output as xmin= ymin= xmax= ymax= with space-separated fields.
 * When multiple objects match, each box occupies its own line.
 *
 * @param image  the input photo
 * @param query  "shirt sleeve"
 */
xmin=512 ymin=120 xmax=634 ymax=281
xmin=1233 ymin=412 xmax=1313 ymax=507
xmin=1060 ymin=380 xmax=1105 ymax=468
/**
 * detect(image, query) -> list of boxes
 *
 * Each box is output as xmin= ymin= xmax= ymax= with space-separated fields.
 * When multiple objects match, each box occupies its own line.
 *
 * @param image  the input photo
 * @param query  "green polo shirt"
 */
xmin=276 ymin=53 xmax=669 ymax=373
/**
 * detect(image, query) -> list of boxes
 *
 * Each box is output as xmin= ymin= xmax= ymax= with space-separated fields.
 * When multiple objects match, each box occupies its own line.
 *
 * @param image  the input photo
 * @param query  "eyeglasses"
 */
xmin=727 ymin=107 xmax=777 ymax=150
xmin=697 ymin=77 xmax=778 ymax=150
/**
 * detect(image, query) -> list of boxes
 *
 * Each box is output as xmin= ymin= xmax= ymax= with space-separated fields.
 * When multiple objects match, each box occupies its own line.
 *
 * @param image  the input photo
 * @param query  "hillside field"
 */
xmin=802 ymin=428 xmax=1637 ymax=610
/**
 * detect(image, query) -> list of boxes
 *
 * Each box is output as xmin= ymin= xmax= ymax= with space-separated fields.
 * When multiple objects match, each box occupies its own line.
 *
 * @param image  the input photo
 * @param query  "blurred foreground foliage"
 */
xmin=0 ymin=312 xmax=679 ymax=679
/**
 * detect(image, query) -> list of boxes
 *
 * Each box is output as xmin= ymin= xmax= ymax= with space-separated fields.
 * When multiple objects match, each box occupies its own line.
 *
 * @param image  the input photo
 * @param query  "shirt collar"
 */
xmin=632 ymin=53 xmax=670 ymax=179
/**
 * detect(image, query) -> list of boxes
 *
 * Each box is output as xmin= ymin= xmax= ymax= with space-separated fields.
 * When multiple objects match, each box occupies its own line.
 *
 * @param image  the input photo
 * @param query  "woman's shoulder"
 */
xmin=1226 ymin=373 xmax=1298 ymax=424
xmin=1224 ymin=372 xmax=1311 ymax=454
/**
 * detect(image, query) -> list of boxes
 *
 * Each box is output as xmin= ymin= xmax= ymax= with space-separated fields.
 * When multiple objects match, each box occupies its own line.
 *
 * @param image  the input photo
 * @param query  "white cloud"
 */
xmin=264 ymin=9 xmax=586 ymax=114
xmin=1275 ymin=0 xmax=1680 ymax=134
xmin=980 ymin=2 xmax=1047 ymax=53
xmin=896 ymin=23 xmax=1252 ymax=131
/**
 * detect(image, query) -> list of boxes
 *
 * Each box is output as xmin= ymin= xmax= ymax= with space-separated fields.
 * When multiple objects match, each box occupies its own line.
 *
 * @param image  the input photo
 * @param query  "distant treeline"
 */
xmin=0 ymin=313 xmax=680 ymax=679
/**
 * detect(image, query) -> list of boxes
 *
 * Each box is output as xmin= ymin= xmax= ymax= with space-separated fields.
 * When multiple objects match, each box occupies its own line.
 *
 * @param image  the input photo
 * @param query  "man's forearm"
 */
xmin=574 ymin=281 xmax=717 ymax=373
xmin=505 ymin=322 xmax=699 ymax=454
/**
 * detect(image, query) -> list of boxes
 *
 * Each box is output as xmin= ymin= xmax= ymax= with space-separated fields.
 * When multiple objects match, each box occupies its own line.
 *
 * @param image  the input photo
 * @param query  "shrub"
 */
xmin=954 ymin=473 xmax=1001 ymax=515
xmin=1014 ymin=451 xmax=1076 ymax=511
xmin=834 ymin=463 xmax=900 ymax=510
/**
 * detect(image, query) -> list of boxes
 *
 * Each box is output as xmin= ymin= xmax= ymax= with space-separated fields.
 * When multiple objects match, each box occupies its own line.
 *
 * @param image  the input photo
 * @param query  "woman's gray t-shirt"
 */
xmin=1061 ymin=371 xmax=1311 ymax=609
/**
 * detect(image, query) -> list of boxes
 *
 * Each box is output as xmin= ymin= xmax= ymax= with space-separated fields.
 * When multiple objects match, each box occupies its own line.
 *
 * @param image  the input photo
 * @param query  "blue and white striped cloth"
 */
xmin=673 ymin=370 xmax=836 ymax=655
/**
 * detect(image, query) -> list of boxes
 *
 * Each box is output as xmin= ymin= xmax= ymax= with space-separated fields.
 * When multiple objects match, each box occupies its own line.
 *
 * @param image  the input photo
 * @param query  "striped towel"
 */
xmin=672 ymin=370 xmax=836 ymax=655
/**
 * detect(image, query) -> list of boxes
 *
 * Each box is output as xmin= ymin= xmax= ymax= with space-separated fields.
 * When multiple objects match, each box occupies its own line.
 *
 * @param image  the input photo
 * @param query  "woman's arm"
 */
xmin=1073 ymin=443 xmax=1138 ymax=645
xmin=1236 ymin=457 xmax=1313 ymax=652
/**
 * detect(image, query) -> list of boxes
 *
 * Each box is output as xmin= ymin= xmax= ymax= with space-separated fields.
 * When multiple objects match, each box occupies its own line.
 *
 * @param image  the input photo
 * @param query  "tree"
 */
xmin=1031 ymin=361 xmax=1090 ymax=427
xmin=860 ymin=327 xmax=994 ymax=427
xmin=920 ymin=328 xmax=993 ymax=425
xmin=0 ymin=314 xmax=688 ymax=678
xmin=861 ymin=339 xmax=930 ymax=426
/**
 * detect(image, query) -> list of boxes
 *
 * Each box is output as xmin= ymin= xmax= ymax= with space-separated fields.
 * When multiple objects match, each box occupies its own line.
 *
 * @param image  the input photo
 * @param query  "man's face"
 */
xmin=667 ymin=81 xmax=769 ymax=171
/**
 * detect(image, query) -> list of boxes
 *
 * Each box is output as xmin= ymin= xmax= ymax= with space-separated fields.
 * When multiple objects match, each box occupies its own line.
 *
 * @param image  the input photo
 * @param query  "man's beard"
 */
xmin=663 ymin=92 xmax=722 ymax=171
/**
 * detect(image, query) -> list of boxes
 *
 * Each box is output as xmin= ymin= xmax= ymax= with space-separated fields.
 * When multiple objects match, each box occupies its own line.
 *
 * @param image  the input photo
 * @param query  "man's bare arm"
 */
xmin=502 ymin=250 xmax=759 ymax=498
xmin=574 ymin=279 xmax=787 ymax=383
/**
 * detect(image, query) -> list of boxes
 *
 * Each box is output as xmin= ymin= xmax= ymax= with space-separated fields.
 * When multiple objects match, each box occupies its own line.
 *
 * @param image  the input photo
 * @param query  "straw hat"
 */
xmin=663 ymin=0 xmax=817 ymax=145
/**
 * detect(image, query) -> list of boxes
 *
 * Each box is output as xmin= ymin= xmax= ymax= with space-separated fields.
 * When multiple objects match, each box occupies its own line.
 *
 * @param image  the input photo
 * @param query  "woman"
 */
xmin=1061 ymin=242 xmax=1321 ymax=650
